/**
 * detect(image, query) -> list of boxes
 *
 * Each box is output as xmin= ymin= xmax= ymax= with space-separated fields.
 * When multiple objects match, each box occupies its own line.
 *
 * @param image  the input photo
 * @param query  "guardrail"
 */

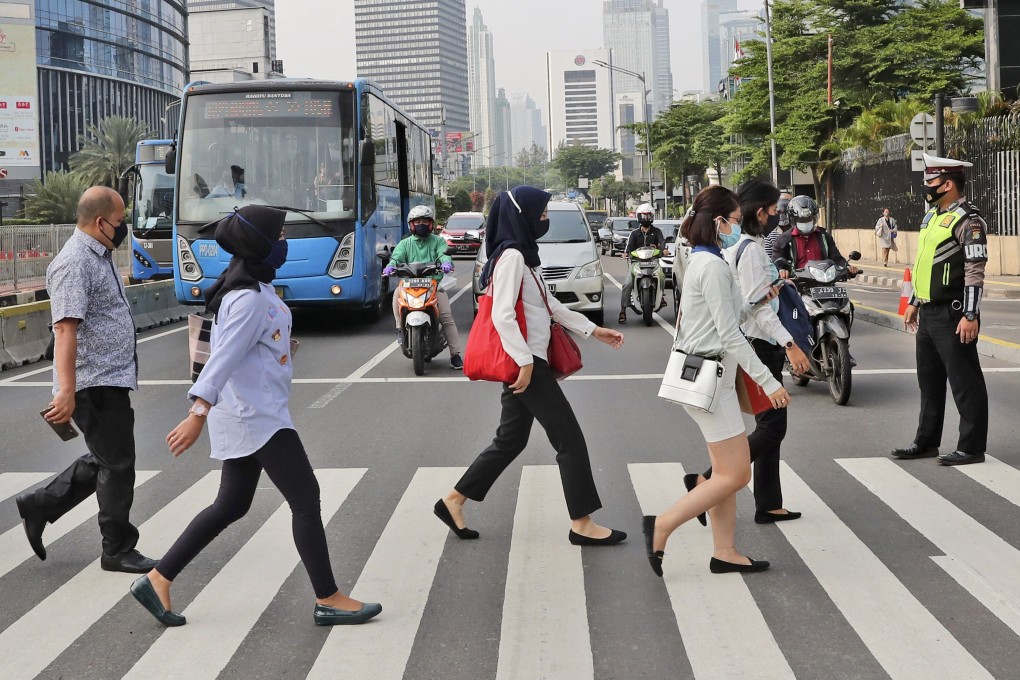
xmin=0 ymin=225 xmax=132 ymax=296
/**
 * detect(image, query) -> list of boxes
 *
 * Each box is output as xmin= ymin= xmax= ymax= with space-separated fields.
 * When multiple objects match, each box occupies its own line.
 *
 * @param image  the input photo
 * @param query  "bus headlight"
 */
xmin=177 ymin=237 xmax=204 ymax=282
xmin=328 ymin=232 xmax=355 ymax=279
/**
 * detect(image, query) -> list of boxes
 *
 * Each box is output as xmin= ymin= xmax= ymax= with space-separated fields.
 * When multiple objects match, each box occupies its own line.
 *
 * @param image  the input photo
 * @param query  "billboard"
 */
xmin=0 ymin=5 xmax=41 ymax=180
xmin=429 ymin=130 xmax=475 ymax=155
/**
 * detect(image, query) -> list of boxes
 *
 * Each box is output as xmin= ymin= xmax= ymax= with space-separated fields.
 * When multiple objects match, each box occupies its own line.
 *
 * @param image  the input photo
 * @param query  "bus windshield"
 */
xmin=133 ymin=164 xmax=174 ymax=235
xmin=177 ymin=90 xmax=357 ymax=230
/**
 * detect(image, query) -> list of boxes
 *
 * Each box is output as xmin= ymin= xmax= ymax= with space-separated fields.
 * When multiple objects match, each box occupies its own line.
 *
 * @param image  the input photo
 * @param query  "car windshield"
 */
xmin=445 ymin=215 xmax=484 ymax=231
xmin=539 ymin=210 xmax=590 ymax=243
xmin=613 ymin=220 xmax=635 ymax=233
xmin=176 ymin=90 xmax=357 ymax=232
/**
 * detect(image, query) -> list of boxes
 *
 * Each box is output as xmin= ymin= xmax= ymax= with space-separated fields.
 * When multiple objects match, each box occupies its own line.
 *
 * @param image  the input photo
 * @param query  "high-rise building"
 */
xmin=467 ymin=7 xmax=496 ymax=169
xmin=602 ymin=0 xmax=674 ymax=116
xmin=509 ymin=93 xmax=547 ymax=160
xmin=546 ymin=50 xmax=616 ymax=154
xmin=189 ymin=5 xmax=284 ymax=82
xmin=492 ymin=88 xmax=512 ymax=167
xmin=355 ymin=0 xmax=470 ymax=134
xmin=187 ymin=0 xmax=278 ymax=62
xmin=702 ymin=0 xmax=738 ymax=95
xmin=718 ymin=8 xmax=763 ymax=99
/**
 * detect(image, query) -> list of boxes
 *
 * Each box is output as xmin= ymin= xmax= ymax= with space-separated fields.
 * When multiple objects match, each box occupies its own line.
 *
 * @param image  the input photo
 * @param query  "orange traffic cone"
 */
xmin=898 ymin=267 xmax=913 ymax=315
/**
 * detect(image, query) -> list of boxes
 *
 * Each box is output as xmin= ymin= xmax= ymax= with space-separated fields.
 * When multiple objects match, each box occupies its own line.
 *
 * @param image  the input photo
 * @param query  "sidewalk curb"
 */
xmin=855 ymin=273 xmax=1020 ymax=300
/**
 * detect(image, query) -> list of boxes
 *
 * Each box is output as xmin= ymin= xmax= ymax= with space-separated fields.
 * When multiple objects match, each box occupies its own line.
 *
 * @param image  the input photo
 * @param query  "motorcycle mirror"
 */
xmin=849 ymin=251 xmax=862 ymax=261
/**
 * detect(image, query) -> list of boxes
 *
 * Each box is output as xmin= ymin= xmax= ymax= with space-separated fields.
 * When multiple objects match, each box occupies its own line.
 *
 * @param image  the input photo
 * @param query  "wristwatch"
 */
xmin=189 ymin=403 xmax=209 ymax=417
xmin=784 ymin=341 xmax=794 ymax=349
xmin=964 ymin=312 xmax=977 ymax=322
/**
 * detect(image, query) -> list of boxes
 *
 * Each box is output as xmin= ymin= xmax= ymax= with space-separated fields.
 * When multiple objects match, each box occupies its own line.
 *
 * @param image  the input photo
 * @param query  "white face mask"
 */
xmin=796 ymin=221 xmax=816 ymax=234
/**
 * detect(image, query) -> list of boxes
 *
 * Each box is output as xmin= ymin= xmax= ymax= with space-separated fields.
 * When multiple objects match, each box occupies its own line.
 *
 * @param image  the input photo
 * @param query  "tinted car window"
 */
xmin=613 ymin=219 xmax=637 ymax=232
xmin=539 ymin=210 xmax=590 ymax=243
xmin=654 ymin=221 xmax=680 ymax=241
xmin=445 ymin=215 xmax=484 ymax=231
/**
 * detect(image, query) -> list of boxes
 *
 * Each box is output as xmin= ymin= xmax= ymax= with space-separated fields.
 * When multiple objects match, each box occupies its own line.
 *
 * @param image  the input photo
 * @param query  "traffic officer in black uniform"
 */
xmin=893 ymin=153 xmax=989 ymax=466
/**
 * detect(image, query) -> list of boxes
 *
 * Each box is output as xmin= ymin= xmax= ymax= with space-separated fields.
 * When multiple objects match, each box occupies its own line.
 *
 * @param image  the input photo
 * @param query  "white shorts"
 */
xmin=682 ymin=369 xmax=746 ymax=442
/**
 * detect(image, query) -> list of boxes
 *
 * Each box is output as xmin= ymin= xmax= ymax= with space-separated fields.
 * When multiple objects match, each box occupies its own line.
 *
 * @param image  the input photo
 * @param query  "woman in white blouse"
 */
xmin=434 ymin=187 xmax=628 ymax=546
xmin=642 ymin=186 xmax=791 ymax=577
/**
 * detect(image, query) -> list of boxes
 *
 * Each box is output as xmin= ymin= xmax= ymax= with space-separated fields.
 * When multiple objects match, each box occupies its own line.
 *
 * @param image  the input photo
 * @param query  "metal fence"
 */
xmin=832 ymin=115 xmax=1020 ymax=234
xmin=0 ymin=225 xmax=132 ymax=295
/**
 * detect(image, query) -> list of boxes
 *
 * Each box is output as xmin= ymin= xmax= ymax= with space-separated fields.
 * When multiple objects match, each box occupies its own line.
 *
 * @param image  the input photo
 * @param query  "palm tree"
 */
xmin=25 ymin=171 xmax=90 ymax=224
xmin=69 ymin=116 xmax=150 ymax=188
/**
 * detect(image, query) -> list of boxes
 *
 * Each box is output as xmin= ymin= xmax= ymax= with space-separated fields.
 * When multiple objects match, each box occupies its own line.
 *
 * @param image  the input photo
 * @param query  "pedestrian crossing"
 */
xmin=0 ymin=458 xmax=1018 ymax=680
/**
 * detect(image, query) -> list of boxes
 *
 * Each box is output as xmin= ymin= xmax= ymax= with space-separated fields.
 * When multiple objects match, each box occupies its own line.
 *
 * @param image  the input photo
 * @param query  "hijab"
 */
xmin=204 ymin=205 xmax=287 ymax=318
xmin=478 ymin=185 xmax=552 ymax=288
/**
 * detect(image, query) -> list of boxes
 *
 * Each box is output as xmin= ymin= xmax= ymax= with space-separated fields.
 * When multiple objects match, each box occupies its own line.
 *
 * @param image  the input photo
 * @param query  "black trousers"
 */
xmin=455 ymin=358 xmax=603 ymax=520
xmin=915 ymin=303 xmax=988 ymax=453
xmin=702 ymin=340 xmax=787 ymax=512
xmin=29 ymin=386 xmax=140 ymax=556
xmin=156 ymin=429 xmax=338 ymax=599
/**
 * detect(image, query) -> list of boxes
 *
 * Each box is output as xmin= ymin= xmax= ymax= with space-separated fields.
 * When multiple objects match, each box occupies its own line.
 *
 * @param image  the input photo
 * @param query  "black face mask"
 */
xmin=101 ymin=218 xmax=129 ymax=249
xmin=925 ymin=181 xmax=947 ymax=206
xmin=535 ymin=218 xmax=550 ymax=239
xmin=765 ymin=213 xmax=781 ymax=231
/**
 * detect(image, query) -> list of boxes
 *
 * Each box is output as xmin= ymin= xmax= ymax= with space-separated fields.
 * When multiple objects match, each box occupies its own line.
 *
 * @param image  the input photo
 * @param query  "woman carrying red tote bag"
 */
xmin=463 ymin=272 xmax=525 ymax=383
xmin=527 ymin=269 xmax=582 ymax=379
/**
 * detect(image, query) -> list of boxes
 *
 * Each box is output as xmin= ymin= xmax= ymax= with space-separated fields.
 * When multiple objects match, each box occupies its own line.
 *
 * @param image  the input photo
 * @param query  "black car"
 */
xmin=585 ymin=209 xmax=607 ymax=234
xmin=598 ymin=217 xmax=638 ymax=256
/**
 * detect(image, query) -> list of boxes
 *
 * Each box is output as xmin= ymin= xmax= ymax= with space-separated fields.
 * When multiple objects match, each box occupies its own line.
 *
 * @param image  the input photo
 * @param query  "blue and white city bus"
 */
xmin=165 ymin=79 xmax=434 ymax=316
xmin=128 ymin=139 xmax=175 ymax=281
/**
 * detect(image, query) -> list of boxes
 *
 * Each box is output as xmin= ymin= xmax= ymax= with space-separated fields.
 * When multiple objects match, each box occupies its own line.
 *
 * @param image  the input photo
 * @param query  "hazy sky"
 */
xmin=275 ymin=0 xmax=706 ymax=115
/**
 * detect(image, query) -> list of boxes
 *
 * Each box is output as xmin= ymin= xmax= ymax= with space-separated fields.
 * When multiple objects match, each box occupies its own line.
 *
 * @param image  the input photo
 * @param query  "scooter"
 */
xmin=775 ymin=251 xmax=861 ymax=405
xmin=627 ymin=246 xmax=665 ymax=326
xmin=389 ymin=262 xmax=452 ymax=376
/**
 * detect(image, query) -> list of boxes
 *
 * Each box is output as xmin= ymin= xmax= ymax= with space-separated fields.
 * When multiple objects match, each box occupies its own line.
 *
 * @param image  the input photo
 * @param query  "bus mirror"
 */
xmin=118 ymin=174 xmax=131 ymax=199
xmin=164 ymin=147 xmax=176 ymax=175
xmin=376 ymin=245 xmax=390 ymax=260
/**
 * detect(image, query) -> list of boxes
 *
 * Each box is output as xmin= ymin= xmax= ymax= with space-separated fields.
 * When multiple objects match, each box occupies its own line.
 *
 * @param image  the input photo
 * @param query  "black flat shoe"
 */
xmin=568 ymin=528 xmax=627 ymax=546
xmin=642 ymin=515 xmax=664 ymax=578
xmin=433 ymin=499 xmax=479 ymax=540
xmin=754 ymin=510 xmax=802 ymax=524
xmin=313 ymin=602 xmax=382 ymax=626
xmin=15 ymin=493 xmax=47 ymax=561
xmin=709 ymin=557 xmax=770 ymax=574
xmin=130 ymin=575 xmax=186 ymax=627
xmin=891 ymin=444 xmax=938 ymax=460
xmin=937 ymin=450 xmax=985 ymax=466
xmin=101 ymin=549 xmax=158 ymax=574
xmin=683 ymin=474 xmax=707 ymax=527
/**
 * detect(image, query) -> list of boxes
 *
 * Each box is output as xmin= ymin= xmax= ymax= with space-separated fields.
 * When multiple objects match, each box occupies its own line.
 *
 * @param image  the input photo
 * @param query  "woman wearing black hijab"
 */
xmin=129 ymin=205 xmax=382 ymax=628
xmin=434 ymin=187 xmax=628 ymax=545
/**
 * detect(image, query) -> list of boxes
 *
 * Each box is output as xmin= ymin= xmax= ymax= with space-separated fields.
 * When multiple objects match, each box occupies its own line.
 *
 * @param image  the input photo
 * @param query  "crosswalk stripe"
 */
xmin=306 ymin=466 xmax=465 ymax=680
xmin=123 ymin=468 xmax=366 ymax=680
xmin=628 ymin=462 xmax=795 ymax=680
xmin=0 ymin=471 xmax=160 ymax=580
xmin=953 ymin=455 xmax=1020 ymax=508
xmin=0 ymin=472 xmax=53 ymax=503
xmin=780 ymin=462 xmax=993 ymax=679
xmin=0 ymin=471 xmax=219 ymax=680
xmin=495 ymin=465 xmax=594 ymax=680
xmin=839 ymin=458 xmax=1020 ymax=641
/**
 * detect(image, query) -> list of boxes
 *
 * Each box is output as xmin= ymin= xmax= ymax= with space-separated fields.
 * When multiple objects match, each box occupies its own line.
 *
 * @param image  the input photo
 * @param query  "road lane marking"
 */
xmin=0 ymin=471 xmax=160 ymax=580
xmin=0 ymin=471 xmax=219 ymax=680
xmin=779 ymin=462 xmax=993 ymax=679
xmin=628 ymin=462 xmax=795 ymax=679
xmin=0 ymin=472 xmax=52 ymax=503
xmin=307 ymin=466 xmax=465 ymax=680
xmin=838 ymin=458 xmax=1020 ymax=641
xmin=954 ymin=455 xmax=1020 ymax=508
xmin=603 ymin=272 xmax=675 ymax=334
xmin=308 ymin=382 xmax=352 ymax=408
xmin=495 ymin=465 xmax=594 ymax=680
xmin=123 ymin=468 xmax=365 ymax=680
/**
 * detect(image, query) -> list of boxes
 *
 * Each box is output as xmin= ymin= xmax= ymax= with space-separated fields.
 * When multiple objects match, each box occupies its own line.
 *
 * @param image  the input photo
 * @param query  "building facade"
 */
xmin=718 ymin=8 xmax=762 ymax=99
xmin=187 ymin=0 xmax=277 ymax=62
xmin=492 ymin=87 xmax=511 ymax=167
xmin=602 ymin=0 xmax=673 ymax=116
xmin=509 ymin=92 xmax=546 ymax=161
xmin=466 ymin=6 xmax=495 ymax=169
xmin=546 ymin=50 xmax=616 ymax=154
xmin=354 ymin=0 xmax=470 ymax=134
xmin=188 ymin=6 xmax=283 ymax=83
xmin=702 ymin=0 xmax=738 ymax=95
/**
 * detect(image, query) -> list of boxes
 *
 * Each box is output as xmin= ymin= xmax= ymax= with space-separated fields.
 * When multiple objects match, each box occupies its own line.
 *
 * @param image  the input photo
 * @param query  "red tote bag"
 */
xmin=463 ymin=270 xmax=526 ymax=383
xmin=528 ymin=270 xmax=583 ymax=380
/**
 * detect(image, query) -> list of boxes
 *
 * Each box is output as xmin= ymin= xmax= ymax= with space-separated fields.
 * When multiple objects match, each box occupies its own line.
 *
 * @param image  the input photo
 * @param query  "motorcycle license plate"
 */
xmin=404 ymin=277 xmax=433 ymax=288
xmin=812 ymin=286 xmax=847 ymax=300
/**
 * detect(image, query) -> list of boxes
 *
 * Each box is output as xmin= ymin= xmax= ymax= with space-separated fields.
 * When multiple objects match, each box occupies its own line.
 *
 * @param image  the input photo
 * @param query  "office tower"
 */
xmin=546 ymin=50 xmax=616 ymax=153
xmin=493 ymin=88 xmax=512 ymax=167
xmin=355 ymin=0 xmax=470 ymax=133
xmin=702 ymin=0 xmax=738 ymax=94
xmin=602 ymin=0 xmax=674 ymax=116
xmin=188 ymin=0 xmax=278 ymax=62
xmin=718 ymin=8 xmax=763 ymax=99
xmin=510 ymin=93 xmax=547 ymax=160
xmin=189 ymin=5 xmax=283 ymax=81
xmin=467 ymin=7 xmax=496 ymax=168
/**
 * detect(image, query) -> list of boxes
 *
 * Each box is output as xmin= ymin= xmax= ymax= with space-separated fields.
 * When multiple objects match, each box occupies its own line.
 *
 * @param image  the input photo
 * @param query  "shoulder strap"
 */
xmin=734 ymin=238 xmax=753 ymax=268
xmin=527 ymin=268 xmax=554 ymax=315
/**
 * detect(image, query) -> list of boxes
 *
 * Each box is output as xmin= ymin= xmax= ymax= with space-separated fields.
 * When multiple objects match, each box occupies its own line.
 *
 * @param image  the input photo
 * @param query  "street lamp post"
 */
xmin=763 ymin=0 xmax=779 ymax=185
xmin=593 ymin=60 xmax=654 ymax=211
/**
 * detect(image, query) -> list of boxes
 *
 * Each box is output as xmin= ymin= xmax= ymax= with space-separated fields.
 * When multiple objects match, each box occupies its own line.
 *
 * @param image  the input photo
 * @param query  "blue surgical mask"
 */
xmin=718 ymin=220 xmax=741 ymax=249
xmin=264 ymin=239 xmax=288 ymax=269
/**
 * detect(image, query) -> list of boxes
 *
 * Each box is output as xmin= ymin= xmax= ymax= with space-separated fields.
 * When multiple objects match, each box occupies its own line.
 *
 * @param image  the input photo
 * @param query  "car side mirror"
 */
xmin=849 ymin=251 xmax=862 ymax=261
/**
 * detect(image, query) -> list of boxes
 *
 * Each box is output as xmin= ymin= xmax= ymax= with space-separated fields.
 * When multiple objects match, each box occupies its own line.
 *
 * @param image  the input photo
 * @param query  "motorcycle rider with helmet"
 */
xmin=619 ymin=203 xmax=668 ymax=324
xmin=383 ymin=205 xmax=464 ymax=369
xmin=771 ymin=196 xmax=859 ymax=277
xmin=763 ymin=190 xmax=793 ymax=261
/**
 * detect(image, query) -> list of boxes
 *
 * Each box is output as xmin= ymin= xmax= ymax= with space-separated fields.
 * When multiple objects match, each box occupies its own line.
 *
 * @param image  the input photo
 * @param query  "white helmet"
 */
xmin=636 ymin=203 xmax=654 ymax=226
xmin=408 ymin=205 xmax=435 ymax=223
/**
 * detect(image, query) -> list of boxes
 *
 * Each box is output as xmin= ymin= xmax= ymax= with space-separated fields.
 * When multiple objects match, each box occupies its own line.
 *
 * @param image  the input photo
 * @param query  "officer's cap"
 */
xmin=922 ymin=152 xmax=973 ymax=181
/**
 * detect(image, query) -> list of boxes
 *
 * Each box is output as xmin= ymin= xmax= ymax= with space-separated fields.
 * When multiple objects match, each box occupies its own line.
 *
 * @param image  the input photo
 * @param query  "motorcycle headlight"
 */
xmin=808 ymin=265 xmax=837 ymax=283
xmin=577 ymin=259 xmax=603 ymax=279
xmin=407 ymin=293 xmax=426 ymax=309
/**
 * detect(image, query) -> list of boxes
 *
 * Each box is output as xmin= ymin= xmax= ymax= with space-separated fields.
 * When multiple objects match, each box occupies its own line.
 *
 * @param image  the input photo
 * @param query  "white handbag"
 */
xmin=658 ymin=347 xmax=725 ymax=412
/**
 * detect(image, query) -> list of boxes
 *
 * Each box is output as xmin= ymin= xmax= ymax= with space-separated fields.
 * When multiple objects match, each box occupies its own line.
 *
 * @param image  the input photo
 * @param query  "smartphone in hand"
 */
xmin=41 ymin=407 xmax=79 ymax=442
xmin=752 ymin=278 xmax=784 ymax=305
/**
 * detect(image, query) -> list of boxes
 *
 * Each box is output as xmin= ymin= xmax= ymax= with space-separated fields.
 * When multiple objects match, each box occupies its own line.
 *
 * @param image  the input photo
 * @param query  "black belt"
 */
xmin=920 ymin=299 xmax=963 ymax=310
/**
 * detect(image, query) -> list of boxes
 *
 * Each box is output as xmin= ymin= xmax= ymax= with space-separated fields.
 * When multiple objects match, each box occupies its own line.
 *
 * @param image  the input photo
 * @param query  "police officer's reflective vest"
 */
xmin=914 ymin=205 xmax=968 ymax=303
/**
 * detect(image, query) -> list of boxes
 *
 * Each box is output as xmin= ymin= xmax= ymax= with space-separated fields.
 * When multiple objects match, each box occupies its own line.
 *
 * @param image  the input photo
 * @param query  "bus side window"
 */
xmin=360 ymin=94 xmax=376 ymax=223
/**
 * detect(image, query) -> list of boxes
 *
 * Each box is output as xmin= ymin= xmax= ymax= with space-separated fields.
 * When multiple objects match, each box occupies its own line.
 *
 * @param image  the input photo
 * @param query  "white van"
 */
xmin=472 ymin=201 xmax=605 ymax=325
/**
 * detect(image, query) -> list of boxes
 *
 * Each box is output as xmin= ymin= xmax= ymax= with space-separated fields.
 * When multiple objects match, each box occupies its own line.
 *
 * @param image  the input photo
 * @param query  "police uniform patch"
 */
xmin=272 ymin=329 xmax=281 ymax=342
xmin=940 ymin=215 xmax=956 ymax=227
xmin=972 ymin=228 xmax=982 ymax=241
xmin=268 ymin=306 xmax=278 ymax=319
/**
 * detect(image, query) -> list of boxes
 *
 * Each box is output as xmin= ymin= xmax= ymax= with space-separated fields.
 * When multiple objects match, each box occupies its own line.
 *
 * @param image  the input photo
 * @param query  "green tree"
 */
xmin=470 ymin=190 xmax=485 ymax=211
xmin=435 ymin=196 xmax=454 ymax=224
xmin=452 ymin=188 xmax=472 ymax=212
xmin=68 ymin=116 xmax=151 ymax=188
xmin=550 ymin=144 xmax=620 ymax=187
xmin=483 ymin=187 xmax=497 ymax=212
xmin=25 ymin=170 xmax=90 ymax=224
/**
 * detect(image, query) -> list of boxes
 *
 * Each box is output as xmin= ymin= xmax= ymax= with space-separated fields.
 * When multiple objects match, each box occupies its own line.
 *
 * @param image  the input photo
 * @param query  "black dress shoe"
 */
xmin=101 ymin=549 xmax=158 ymax=574
xmin=683 ymin=474 xmax=707 ymax=527
xmin=130 ymin=575 xmax=186 ymax=627
xmin=937 ymin=450 xmax=985 ymax=466
xmin=313 ymin=602 xmax=382 ymax=626
xmin=567 ymin=528 xmax=627 ymax=546
xmin=754 ymin=510 xmax=802 ymax=524
xmin=642 ymin=515 xmax=664 ymax=578
xmin=891 ymin=444 xmax=939 ymax=460
xmin=709 ymin=557 xmax=770 ymax=574
xmin=15 ymin=493 xmax=46 ymax=561
xmin=433 ymin=499 xmax=479 ymax=540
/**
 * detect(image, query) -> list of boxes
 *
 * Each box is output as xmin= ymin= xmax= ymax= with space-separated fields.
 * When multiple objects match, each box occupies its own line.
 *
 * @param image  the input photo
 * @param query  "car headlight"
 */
xmin=577 ymin=259 xmax=603 ymax=279
xmin=407 ymin=293 xmax=426 ymax=309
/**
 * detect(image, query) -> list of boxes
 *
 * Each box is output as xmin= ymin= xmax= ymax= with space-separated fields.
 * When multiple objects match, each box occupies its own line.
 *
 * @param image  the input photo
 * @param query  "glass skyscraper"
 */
xmin=602 ymin=0 xmax=673 ymax=116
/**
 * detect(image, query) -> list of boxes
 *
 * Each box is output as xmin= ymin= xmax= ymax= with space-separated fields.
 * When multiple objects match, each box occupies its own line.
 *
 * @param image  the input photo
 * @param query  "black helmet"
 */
xmin=787 ymin=195 xmax=818 ymax=234
xmin=777 ymin=196 xmax=792 ymax=227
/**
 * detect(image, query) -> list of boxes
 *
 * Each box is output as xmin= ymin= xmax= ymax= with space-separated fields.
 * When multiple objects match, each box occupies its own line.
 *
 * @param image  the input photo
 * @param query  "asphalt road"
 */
xmin=1 ymin=253 xmax=1019 ymax=680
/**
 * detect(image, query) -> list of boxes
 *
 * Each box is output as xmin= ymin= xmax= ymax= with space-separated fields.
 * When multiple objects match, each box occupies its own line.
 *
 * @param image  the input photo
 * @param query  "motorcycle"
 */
xmin=627 ymin=246 xmax=665 ymax=326
xmin=775 ymin=251 xmax=861 ymax=405
xmin=389 ymin=262 xmax=453 ymax=376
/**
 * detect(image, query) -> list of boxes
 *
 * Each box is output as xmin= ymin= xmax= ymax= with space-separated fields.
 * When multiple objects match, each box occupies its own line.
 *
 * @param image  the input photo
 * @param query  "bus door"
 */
xmin=395 ymin=120 xmax=410 ymax=226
